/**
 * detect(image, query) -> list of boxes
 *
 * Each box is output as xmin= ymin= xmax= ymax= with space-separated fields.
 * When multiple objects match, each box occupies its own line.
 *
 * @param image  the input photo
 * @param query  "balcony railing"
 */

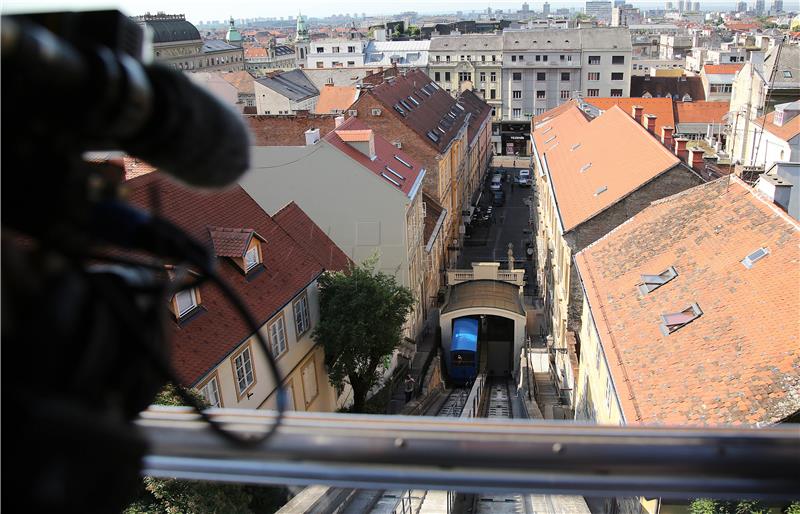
xmin=447 ymin=268 xmax=525 ymax=286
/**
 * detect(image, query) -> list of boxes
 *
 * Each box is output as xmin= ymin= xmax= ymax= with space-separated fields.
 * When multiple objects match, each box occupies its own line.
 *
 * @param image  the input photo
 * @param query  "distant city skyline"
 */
xmin=2 ymin=0 xmax=759 ymax=23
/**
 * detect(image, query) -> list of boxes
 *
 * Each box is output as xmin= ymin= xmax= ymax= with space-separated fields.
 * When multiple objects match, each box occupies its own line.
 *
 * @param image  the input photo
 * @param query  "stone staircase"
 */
xmin=533 ymin=372 xmax=567 ymax=420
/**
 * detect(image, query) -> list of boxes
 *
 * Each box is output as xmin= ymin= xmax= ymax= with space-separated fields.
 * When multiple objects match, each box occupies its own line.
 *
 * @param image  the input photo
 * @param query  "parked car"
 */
xmin=518 ymin=168 xmax=531 ymax=187
xmin=492 ymin=189 xmax=505 ymax=206
xmin=490 ymin=174 xmax=503 ymax=191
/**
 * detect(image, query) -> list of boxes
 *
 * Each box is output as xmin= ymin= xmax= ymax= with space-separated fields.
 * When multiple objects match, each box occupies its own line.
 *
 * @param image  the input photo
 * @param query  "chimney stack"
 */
xmin=688 ymin=147 xmax=705 ymax=171
xmin=755 ymin=173 xmax=793 ymax=213
xmin=335 ymin=115 xmax=345 ymax=127
xmin=632 ymin=105 xmax=644 ymax=124
xmin=304 ymin=127 xmax=321 ymax=146
xmin=661 ymin=126 xmax=675 ymax=149
xmin=674 ymin=137 xmax=689 ymax=162
xmin=644 ymin=114 xmax=657 ymax=134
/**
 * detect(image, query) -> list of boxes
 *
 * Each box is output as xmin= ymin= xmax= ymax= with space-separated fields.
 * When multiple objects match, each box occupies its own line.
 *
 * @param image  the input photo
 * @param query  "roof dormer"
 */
xmin=209 ymin=226 xmax=267 ymax=275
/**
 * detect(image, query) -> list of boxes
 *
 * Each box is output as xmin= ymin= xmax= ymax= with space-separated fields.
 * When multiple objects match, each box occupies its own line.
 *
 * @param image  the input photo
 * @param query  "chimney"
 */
xmin=644 ymin=114 xmax=657 ymax=134
xmin=632 ymin=105 xmax=644 ymax=124
xmin=674 ymin=137 xmax=689 ymax=162
xmin=335 ymin=115 xmax=345 ymax=127
xmin=304 ymin=127 xmax=321 ymax=145
xmin=688 ymin=148 xmax=705 ymax=171
xmin=661 ymin=126 xmax=675 ymax=149
xmin=755 ymin=174 xmax=793 ymax=213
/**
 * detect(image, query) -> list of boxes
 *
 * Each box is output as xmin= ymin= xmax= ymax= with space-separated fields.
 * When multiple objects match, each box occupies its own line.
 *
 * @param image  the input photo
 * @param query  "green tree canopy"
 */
xmin=313 ymin=258 xmax=415 ymax=412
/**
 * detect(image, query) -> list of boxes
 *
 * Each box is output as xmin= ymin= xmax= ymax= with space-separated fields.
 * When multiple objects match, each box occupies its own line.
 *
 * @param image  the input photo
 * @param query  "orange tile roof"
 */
xmin=575 ymin=176 xmax=800 ymax=426
xmin=532 ymin=104 xmax=680 ymax=232
xmin=675 ymin=101 xmax=729 ymax=124
xmin=336 ymin=129 xmax=373 ymax=142
xmin=244 ymin=47 xmax=268 ymax=59
xmin=585 ymin=97 xmax=675 ymax=136
xmin=313 ymin=85 xmax=359 ymax=114
xmin=531 ymin=99 xmax=581 ymax=128
xmin=123 ymin=157 xmax=157 ymax=180
xmin=221 ymin=70 xmax=255 ymax=94
xmin=753 ymin=110 xmax=800 ymax=142
xmin=703 ymin=63 xmax=744 ymax=75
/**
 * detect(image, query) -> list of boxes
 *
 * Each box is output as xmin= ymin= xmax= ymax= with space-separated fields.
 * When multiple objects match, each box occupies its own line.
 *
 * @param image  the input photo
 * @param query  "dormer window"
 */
xmin=174 ymin=288 xmax=199 ymax=318
xmin=638 ymin=266 xmax=677 ymax=295
xmin=659 ymin=303 xmax=702 ymax=336
xmin=244 ymin=246 xmax=260 ymax=271
xmin=209 ymin=226 xmax=266 ymax=275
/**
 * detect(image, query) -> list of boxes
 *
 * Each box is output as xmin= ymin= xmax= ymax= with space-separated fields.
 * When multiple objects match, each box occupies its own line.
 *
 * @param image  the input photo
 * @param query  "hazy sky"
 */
xmin=2 ymin=0 xmax=741 ymax=22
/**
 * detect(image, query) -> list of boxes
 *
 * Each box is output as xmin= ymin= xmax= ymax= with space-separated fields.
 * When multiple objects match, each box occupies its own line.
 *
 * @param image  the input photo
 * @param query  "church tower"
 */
xmin=294 ymin=12 xmax=310 ymax=68
xmin=225 ymin=16 xmax=242 ymax=47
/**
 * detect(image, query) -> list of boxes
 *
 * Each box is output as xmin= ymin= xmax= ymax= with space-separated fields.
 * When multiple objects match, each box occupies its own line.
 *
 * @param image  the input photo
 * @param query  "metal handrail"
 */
xmin=138 ymin=407 xmax=800 ymax=500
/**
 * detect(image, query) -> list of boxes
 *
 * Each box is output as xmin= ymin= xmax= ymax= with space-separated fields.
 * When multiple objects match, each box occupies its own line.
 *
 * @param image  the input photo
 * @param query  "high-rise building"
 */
xmin=614 ymin=0 xmax=625 ymax=6
xmin=737 ymin=1 xmax=747 ymax=10
xmin=522 ymin=2 xmax=530 ymax=12
xmin=585 ymin=1 xmax=613 ymax=23
xmin=755 ymin=0 xmax=765 ymax=14
xmin=677 ymin=0 xmax=685 ymax=11
xmin=693 ymin=1 xmax=700 ymax=10
xmin=771 ymin=0 xmax=783 ymax=12
xmin=666 ymin=1 xmax=674 ymax=9
xmin=543 ymin=2 xmax=551 ymax=15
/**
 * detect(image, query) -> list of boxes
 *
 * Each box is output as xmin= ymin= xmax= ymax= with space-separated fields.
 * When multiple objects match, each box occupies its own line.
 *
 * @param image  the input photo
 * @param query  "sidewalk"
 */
xmin=387 ymin=316 xmax=438 ymax=414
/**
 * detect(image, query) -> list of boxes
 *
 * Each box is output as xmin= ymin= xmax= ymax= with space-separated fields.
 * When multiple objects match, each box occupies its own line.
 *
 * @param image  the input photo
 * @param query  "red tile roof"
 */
xmin=724 ymin=21 xmax=760 ymax=31
xmin=123 ymin=157 xmax=157 ymax=181
xmin=221 ymin=70 xmax=256 ymax=94
xmin=532 ymin=104 xmax=680 ymax=231
xmin=314 ymin=84 xmax=359 ymax=114
xmin=702 ymin=63 xmax=744 ymax=75
xmin=272 ymin=202 xmax=352 ymax=272
xmin=457 ymin=89 xmax=493 ymax=146
xmin=365 ymin=69 xmax=469 ymax=153
xmin=674 ymin=101 xmax=729 ymax=124
xmin=753 ymin=110 xmax=800 ymax=142
xmin=125 ymin=173 xmax=339 ymax=385
xmin=630 ymin=75 xmax=706 ymax=101
xmin=576 ymin=176 xmax=800 ymax=426
xmin=324 ymin=117 xmax=426 ymax=197
xmin=585 ymin=97 xmax=676 ymax=136
xmin=244 ymin=47 xmax=268 ymax=58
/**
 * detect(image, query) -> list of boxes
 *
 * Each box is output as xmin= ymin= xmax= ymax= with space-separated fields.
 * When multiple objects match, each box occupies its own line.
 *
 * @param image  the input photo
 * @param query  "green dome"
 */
xmin=226 ymin=16 xmax=242 ymax=42
xmin=296 ymin=12 xmax=309 ymax=41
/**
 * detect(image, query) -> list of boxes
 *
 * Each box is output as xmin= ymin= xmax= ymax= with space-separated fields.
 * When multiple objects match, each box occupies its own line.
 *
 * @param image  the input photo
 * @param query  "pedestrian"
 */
xmin=404 ymin=374 xmax=416 ymax=403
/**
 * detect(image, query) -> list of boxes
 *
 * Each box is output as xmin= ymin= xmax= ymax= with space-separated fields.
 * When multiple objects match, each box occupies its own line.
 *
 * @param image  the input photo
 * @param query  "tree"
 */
xmin=313 ymin=258 xmax=415 ymax=412
xmin=689 ymin=499 xmax=769 ymax=514
xmin=124 ymin=384 xmax=286 ymax=513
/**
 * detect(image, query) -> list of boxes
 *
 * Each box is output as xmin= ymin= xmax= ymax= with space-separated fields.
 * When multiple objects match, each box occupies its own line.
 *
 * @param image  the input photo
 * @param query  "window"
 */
xmin=710 ymin=84 xmax=732 ymax=93
xmin=567 ymin=55 xmax=573 ymax=62
xmin=348 ymin=46 xmax=355 ymax=52
xmin=605 ymin=377 xmax=613 ymax=414
xmin=199 ymin=375 xmax=222 ymax=408
xmin=610 ymin=89 xmax=623 ymax=97
xmin=612 ymin=55 xmax=625 ymax=64
xmin=435 ymin=72 xmax=441 ymax=81
xmin=519 ymin=55 xmax=525 ymax=61
xmin=174 ymin=288 xmax=198 ymax=318
xmin=480 ymin=72 xmax=486 ymax=82
xmin=446 ymin=55 xmax=450 ymax=62
xmin=458 ymin=71 xmax=472 ymax=82
xmin=561 ymin=72 xmax=570 ymax=81
xmin=445 ymin=72 xmax=451 ymax=82
xmin=659 ymin=303 xmax=702 ymax=335
xmin=559 ymin=54 xmax=565 ymax=61
xmin=332 ymin=46 xmax=340 ymax=53
xmin=490 ymin=89 xmax=496 ymax=99
xmin=347 ymin=61 xmax=355 ymax=66
xmin=244 ymin=246 xmax=260 ymax=271
xmin=588 ymin=55 xmax=601 ymax=65
xmin=512 ymin=90 xmax=522 ymax=99
xmin=588 ymin=72 xmax=600 ymax=81
xmin=512 ymin=108 xmax=522 ymax=117
xmin=316 ymin=47 xmax=324 ymax=53
xmin=492 ymin=55 xmax=496 ymax=62
xmin=233 ymin=345 xmax=255 ymax=396
xmin=511 ymin=55 xmax=517 ymax=62
xmin=537 ymin=72 xmax=546 ymax=81
xmin=637 ymin=267 xmax=677 ymax=295
xmin=435 ymin=55 xmax=440 ymax=62
xmin=283 ymin=380 xmax=296 ymax=410
xmin=535 ymin=55 xmax=541 ymax=62
xmin=542 ymin=55 xmax=548 ymax=62
xmin=301 ymin=358 xmax=319 ymax=406
xmin=293 ymin=293 xmax=311 ymax=337
xmin=783 ymin=70 xmax=793 ymax=78
xmin=512 ymin=72 xmax=522 ymax=81
xmin=316 ymin=62 xmax=324 ymax=68
xmin=611 ymin=72 xmax=624 ymax=81
xmin=269 ymin=315 xmax=288 ymax=357
xmin=587 ymin=89 xmax=599 ymax=97
xmin=490 ymin=72 xmax=497 ymax=82
xmin=481 ymin=55 xmax=486 ymax=62
xmin=560 ymin=90 xmax=570 ymax=99
xmin=742 ymin=247 xmax=769 ymax=268
xmin=536 ymin=90 xmax=546 ymax=99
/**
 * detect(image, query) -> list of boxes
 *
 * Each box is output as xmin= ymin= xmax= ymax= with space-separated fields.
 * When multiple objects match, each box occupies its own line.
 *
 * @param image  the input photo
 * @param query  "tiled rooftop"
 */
xmin=575 ymin=176 xmax=800 ymax=426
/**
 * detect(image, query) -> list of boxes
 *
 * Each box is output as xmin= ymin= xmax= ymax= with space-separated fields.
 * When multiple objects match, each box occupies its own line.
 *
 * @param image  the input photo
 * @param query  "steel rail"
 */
xmin=137 ymin=406 xmax=800 ymax=501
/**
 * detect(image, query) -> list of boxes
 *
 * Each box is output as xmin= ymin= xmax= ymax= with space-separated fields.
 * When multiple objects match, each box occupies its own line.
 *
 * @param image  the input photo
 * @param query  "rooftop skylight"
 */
xmin=580 ymin=163 xmax=592 ymax=173
xmin=659 ymin=303 xmax=702 ymax=336
xmin=385 ymin=166 xmax=405 ymax=180
xmin=571 ymin=143 xmax=582 ymax=151
xmin=594 ymin=185 xmax=607 ymax=196
xmin=408 ymin=96 xmax=420 ymax=106
xmin=638 ymin=266 xmax=677 ymax=296
xmin=542 ymin=126 xmax=553 ymax=134
xmin=380 ymin=173 xmax=401 ymax=187
xmin=394 ymin=155 xmax=412 ymax=169
xmin=393 ymin=104 xmax=406 ymax=116
xmin=741 ymin=247 xmax=769 ymax=269
xmin=427 ymin=131 xmax=439 ymax=142
xmin=544 ymin=135 xmax=556 ymax=144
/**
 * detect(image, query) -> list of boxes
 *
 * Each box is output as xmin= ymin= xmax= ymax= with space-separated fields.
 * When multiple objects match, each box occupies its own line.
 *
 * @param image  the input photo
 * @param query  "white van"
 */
xmin=518 ymin=168 xmax=531 ymax=187
xmin=490 ymin=174 xmax=502 ymax=191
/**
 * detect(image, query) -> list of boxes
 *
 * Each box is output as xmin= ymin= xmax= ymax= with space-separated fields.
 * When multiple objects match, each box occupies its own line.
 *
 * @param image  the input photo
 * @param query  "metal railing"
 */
xmin=138 ymin=407 xmax=800 ymax=501
xmin=460 ymin=373 xmax=487 ymax=419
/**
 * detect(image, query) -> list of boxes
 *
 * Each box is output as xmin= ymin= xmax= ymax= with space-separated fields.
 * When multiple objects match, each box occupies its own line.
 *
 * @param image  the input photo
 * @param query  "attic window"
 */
xmin=400 ymin=99 xmax=413 ymax=110
xmin=393 ymin=104 xmax=406 ymax=116
xmin=544 ymin=135 xmax=556 ymax=144
xmin=408 ymin=96 xmax=420 ymax=106
xmin=385 ymin=166 xmax=405 ymax=181
xmin=637 ymin=266 xmax=677 ymax=295
xmin=579 ymin=163 xmax=592 ymax=173
xmin=427 ymin=131 xmax=440 ymax=142
xmin=420 ymin=88 xmax=431 ymax=97
xmin=395 ymin=155 xmax=413 ymax=168
xmin=174 ymin=288 xmax=199 ymax=318
xmin=659 ymin=303 xmax=702 ymax=336
xmin=455 ymin=103 xmax=465 ymax=111
xmin=380 ymin=172 xmax=401 ymax=187
xmin=244 ymin=245 xmax=261 ymax=271
xmin=741 ymin=247 xmax=769 ymax=269
xmin=783 ymin=71 xmax=792 ymax=78
xmin=571 ymin=143 xmax=582 ymax=151
xmin=594 ymin=185 xmax=607 ymax=196
xmin=429 ymin=81 xmax=440 ymax=90
xmin=438 ymin=126 xmax=446 ymax=134
xmin=448 ymin=111 xmax=457 ymax=119
xmin=542 ymin=126 xmax=553 ymax=134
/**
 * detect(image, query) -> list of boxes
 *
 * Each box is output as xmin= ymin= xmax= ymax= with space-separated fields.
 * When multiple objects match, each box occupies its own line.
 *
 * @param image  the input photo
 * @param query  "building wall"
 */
xmin=243 ymin=143 xmax=425 ymax=338
xmin=254 ymin=81 xmax=317 ymax=115
xmin=194 ymin=279 xmax=337 ymax=413
xmin=154 ymin=40 xmax=245 ymax=72
xmin=307 ymin=38 xmax=368 ymax=68
xmin=245 ymin=56 xmax=298 ymax=76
